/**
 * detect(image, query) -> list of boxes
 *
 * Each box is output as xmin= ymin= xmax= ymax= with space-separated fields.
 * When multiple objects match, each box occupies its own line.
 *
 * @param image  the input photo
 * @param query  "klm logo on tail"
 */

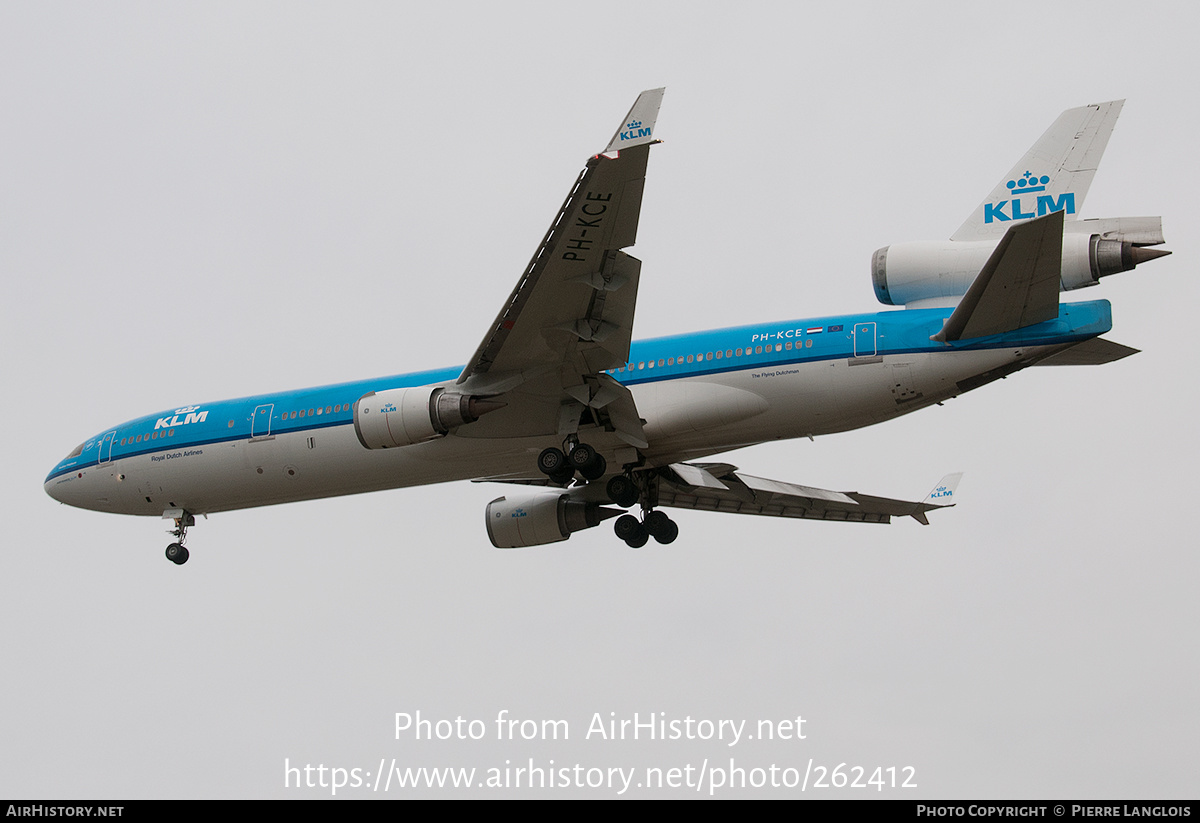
xmin=618 ymin=119 xmax=651 ymax=143
xmin=929 ymin=484 xmax=954 ymax=501
xmin=983 ymin=171 xmax=1075 ymax=224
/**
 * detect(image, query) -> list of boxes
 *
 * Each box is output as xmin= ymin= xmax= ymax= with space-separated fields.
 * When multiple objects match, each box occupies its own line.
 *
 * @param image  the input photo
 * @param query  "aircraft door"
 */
xmin=98 ymin=431 xmax=116 ymax=464
xmin=854 ymin=322 xmax=877 ymax=357
xmin=251 ymin=404 xmax=274 ymax=439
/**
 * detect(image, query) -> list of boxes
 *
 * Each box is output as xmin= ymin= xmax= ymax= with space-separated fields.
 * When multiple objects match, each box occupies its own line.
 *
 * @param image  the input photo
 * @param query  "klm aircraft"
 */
xmin=45 ymin=90 xmax=1169 ymax=563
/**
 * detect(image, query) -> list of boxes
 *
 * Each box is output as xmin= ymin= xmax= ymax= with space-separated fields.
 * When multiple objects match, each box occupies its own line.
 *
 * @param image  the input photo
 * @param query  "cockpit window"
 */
xmin=65 ymin=443 xmax=84 ymax=460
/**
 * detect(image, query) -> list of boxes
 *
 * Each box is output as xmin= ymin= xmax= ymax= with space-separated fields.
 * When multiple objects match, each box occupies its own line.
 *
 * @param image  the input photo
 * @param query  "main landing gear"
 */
xmin=605 ymin=472 xmax=678 ymax=548
xmin=535 ymin=442 xmax=679 ymax=548
xmin=164 ymin=510 xmax=195 ymax=565
xmin=537 ymin=440 xmax=607 ymax=485
xmin=611 ymin=508 xmax=678 ymax=548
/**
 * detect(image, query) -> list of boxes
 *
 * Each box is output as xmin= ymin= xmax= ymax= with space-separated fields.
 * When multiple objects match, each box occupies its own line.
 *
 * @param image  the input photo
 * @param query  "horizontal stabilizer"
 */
xmin=933 ymin=211 xmax=1064 ymax=343
xmin=1034 ymin=337 xmax=1140 ymax=366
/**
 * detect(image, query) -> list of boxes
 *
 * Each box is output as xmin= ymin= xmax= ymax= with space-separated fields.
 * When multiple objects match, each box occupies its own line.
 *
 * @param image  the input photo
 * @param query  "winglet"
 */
xmin=911 ymin=472 xmax=963 ymax=524
xmin=604 ymin=88 xmax=665 ymax=153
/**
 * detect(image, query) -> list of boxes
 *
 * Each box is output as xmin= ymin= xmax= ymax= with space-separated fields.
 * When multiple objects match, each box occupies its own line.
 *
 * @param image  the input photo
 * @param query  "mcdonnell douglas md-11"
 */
xmin=45 ymin=90 xmax=1169 ymax=563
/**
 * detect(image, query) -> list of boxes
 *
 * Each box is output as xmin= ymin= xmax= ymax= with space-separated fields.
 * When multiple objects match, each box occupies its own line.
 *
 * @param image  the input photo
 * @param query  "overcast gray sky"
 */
xmin=2 ymin=1 xmax=1196 ymax=798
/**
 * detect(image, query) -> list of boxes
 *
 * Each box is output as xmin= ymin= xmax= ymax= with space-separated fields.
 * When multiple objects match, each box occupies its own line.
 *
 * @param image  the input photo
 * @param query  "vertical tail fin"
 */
xmin=951 ymin=101 xmax=1123 ymax=241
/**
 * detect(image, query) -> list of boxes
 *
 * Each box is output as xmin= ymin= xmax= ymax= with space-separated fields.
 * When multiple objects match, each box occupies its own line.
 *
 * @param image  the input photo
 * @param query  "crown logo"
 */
xmin=626 ymin=119 xmax=642 ymax=129
xmin=1006 ymin=171 xmax=1049 ymax=194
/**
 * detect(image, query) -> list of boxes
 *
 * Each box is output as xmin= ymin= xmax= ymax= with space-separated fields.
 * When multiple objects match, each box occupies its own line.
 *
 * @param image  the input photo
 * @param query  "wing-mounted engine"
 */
xmin=485 ymin=491 xmax=620 ymax=548
xmin=872 ymin=216 xmax=1169 ymax=308
xmin=354 ymin=386 xmax=504 ymax=450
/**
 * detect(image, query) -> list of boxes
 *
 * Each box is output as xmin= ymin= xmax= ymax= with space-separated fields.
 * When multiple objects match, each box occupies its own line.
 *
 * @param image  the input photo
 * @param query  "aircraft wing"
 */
xmin=656 ymin=464 xmax=963 ymax=525
xmin=455 ymin=89 xmax=665 ymax=448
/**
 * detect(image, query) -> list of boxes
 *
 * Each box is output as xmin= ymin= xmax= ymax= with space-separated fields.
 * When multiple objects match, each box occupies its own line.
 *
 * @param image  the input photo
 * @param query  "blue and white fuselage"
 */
xmin=44 ymin=301 xmax=1111 ymax=516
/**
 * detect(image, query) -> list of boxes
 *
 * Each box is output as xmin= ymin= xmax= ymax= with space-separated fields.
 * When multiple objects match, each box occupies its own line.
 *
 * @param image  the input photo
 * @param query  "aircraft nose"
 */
xmin=45 ymin=467 xmax=88 ymax=508
xmin=45 ymin=471 xmax=72 ymax=505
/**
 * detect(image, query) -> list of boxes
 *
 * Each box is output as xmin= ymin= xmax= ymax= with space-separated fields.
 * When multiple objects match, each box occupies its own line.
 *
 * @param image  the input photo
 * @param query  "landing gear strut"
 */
xmin=164 ymin=511 xmax=195 ymax=565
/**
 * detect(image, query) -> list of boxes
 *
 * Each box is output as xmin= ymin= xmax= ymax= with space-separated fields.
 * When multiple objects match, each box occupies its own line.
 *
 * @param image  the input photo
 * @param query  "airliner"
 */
xmin=44 ymin=90 xmax=1169 ymax=563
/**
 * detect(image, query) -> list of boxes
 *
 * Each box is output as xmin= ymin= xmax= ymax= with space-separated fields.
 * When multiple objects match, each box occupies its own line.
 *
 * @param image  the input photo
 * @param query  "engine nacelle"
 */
xmin=486 ymin=492 xmax=614 ymax=548
xmin=354 ymin=386 xmax=500 ymax=449
xmin=872 ymin=216 xmax=1168 ymax=308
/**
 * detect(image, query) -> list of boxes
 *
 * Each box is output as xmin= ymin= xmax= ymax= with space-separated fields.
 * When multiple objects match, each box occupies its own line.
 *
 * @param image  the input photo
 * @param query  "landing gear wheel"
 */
xmin=568 ymin=443 xmax=596 ymax=470
xmin=606 ymin=475 xmax=638 ymax=508
xmin=568 ymin=444 xmax=607 ymax=482
xmin=625 ymin=530 xmax=649 ymax=549
xmin=614 ymin=514 xmax=641 ymax=541
xmin=644 ymin=510 xmax=670 ymax=536
xmin=614 ymin=515 xmax=649 ymax=549
xmin=165 ymin=543 xmax=190 ymax=565
xmin=579 ymin=453 xmax=606 ymax=482
xmin=654 ymin=520 xmax=679 ymax=545
xmin=537 ymin=447 xmax=568 ymax=476
xmin=548 ymin=468 xmax=575 ymax=486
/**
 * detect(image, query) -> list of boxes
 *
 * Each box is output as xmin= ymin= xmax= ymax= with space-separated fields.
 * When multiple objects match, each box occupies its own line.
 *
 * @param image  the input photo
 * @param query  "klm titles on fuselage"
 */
xmin=984 ymin=172 xmax=1076 ymax=224
xmin=154 ymin=405 xmax=209 ymax=430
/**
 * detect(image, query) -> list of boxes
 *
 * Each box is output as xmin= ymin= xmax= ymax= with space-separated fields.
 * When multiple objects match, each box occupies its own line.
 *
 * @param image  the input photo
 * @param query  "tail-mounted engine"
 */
xmin=354 ymin=386 xmax=503 ymax=449
xmin=486 ymin=492 xmax=618 ymax=548
xmin=872 ymin=216 xmax=1169 ymax=308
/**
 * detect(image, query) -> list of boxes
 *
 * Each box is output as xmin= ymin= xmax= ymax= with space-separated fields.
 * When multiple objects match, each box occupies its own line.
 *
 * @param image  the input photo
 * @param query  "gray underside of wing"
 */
xmin=657 ymin=464 xmax=950 ymax=525
xmin=453 ymin=144 xmax=654 ymax=446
